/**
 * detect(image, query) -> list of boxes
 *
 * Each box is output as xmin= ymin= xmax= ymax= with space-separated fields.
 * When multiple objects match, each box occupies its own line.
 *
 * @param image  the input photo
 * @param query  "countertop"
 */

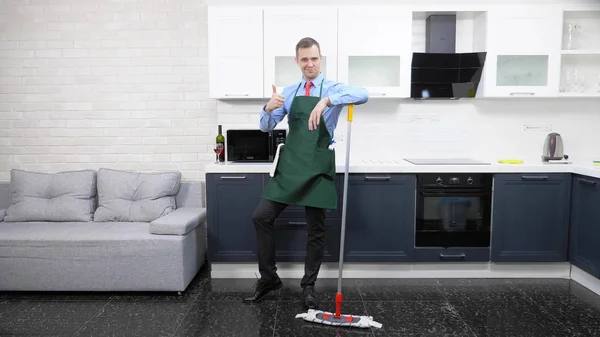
xmin=205 ymin=157 xmax=600 ymax=179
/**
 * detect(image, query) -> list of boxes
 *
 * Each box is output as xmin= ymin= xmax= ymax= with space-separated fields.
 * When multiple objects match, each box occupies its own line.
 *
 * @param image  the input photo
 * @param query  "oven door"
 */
xmin=415 ymin=188 xmax=492 ymax=248
xmin=226 ymin=130 xmax=271 ymax=162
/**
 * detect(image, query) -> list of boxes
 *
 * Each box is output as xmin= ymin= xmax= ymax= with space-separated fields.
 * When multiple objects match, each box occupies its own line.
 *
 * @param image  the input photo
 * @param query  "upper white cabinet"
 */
xmin=337 ymin=6 xmax=413 ymax=98
xmin=262 ymin=6 xmax=339 ymax=96
xmin=482 ymin=5 xmax=563 ymax=97
xmin=559 ymin=7 xmax=600 ymax=97
xmin=207 ymin=6 xmax=264 ymax=99
xmin=207 ymin=4 xmax=597 ymax=100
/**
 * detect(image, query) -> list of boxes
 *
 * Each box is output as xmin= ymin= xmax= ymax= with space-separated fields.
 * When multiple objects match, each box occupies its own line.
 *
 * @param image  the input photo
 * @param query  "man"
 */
xmin=243 ymin=37 xmax=369 ymax=309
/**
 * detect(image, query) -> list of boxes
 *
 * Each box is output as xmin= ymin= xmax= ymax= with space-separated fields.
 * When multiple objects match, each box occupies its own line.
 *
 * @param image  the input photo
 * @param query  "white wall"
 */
xmin=219 ymin=97 xmax=600 ymax=165
xmin=0 ymin=0 xmax=213 ymax=181
xmin=1 ymin=0 xmax=599 ymax=181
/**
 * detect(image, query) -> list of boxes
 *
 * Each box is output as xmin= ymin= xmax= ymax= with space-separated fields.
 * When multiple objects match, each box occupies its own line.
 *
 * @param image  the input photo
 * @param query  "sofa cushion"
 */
xmin=0 ymin=221 xmax=185 ymax=259
xmin=4 ymin=169 xmax=97 ymax=222
xmin=94 ymin=168 xmax=181 ymax=222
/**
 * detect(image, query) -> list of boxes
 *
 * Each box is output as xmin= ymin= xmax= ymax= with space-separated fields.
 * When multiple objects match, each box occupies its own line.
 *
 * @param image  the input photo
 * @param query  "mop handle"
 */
xmin=335 ymin=103 xmax=353 ymax=317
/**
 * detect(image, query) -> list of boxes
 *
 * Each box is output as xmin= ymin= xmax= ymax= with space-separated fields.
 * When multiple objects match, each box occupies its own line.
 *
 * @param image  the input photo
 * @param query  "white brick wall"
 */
xmin=0 ymin=0 xmax=214 ymax=181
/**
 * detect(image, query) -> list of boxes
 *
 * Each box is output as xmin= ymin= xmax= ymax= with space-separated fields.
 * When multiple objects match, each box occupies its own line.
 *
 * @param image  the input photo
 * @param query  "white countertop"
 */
xmin=204 ymin=157 xmax=600 ymax=179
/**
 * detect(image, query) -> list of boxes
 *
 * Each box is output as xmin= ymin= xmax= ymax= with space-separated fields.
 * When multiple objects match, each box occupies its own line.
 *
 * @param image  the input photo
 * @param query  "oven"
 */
xmin=414 ymin=173 xmax=493 ymax=261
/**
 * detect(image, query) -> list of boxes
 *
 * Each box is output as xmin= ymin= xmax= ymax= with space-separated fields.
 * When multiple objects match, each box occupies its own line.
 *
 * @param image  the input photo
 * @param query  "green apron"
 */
xmin=261 ymin=78 xmax=337 ymax=210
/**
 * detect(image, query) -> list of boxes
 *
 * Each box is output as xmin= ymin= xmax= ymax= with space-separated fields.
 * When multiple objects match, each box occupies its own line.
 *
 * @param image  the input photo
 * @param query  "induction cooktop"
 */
xmin=403 ymin=158 xmax=491 ymax=165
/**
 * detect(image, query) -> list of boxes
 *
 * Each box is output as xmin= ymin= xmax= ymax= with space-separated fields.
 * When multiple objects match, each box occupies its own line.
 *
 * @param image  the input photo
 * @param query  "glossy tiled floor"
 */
xmin=2 ymin=263 xmax=600 ymax=336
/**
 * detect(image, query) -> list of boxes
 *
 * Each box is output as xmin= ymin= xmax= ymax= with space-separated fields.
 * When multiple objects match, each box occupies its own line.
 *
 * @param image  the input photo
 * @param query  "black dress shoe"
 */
xmin=243 ymin=278 xmax=282 ymax=303
xmin=303 ymin=285 xmax=319 ymax=309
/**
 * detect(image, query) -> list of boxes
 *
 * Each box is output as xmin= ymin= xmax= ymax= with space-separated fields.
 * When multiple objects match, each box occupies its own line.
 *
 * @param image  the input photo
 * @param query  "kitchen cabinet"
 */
xmin=262 ymin=174 xmax=342 ymax=262
xmin=206 ymin=169 xmax=600 ymax=273
xmin=343 ymin=174 xmax=416 ymax=262
xmin=206 ymin=172 xmax=342 ymax=263
xmin=262 ymin=6 xmax=339 ymax=96
xmin=337 ymin=6 xmax=412 ymax=98
xmin=271 ymin=217 xmax=341 ymax=262
xmin=261 ymin=174 xmax=342 ymax=219
xmin=206 ymin=173 xmax=263 ymax=262
xmin=206 ymin=171 xmax=416 ymax=263
xmin=206 ymin=4 xmax=600 ymax=100
xmin=559 ymin=8 xmax=600 ymax=97
xmin=482 ymin=5 xmax=563 ymax=97
xmin=207 ymin=6 xmax=264 ymax=99
xmin=569 ymin=174 xmax=600 ymax=278
xmin=490 ymin=173 xmax=571 ymax=262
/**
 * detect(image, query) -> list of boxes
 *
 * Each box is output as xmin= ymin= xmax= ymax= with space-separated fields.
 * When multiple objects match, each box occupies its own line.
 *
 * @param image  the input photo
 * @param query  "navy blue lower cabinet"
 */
xmin=261 ymin=174 xmax=342 ymax=262
xmin=491 ymin=173 xmax=571 ymax=262
xmin=569 ymin=174 xmax=600 ymax=278
xmin=343 ymin=174 xmax=416 ymax=262
xmin=262 ymin=174 xmax=343 ymax=219
xmin=273 ymin=218 xmax=341 ymax=262
xmin=206 ymin=173 xmax=263 ymax=262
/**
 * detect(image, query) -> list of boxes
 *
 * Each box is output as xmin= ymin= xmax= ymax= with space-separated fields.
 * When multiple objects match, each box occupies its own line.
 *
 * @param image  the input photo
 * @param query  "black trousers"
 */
xmin=252 ymin=198 xmax=326 ymax=288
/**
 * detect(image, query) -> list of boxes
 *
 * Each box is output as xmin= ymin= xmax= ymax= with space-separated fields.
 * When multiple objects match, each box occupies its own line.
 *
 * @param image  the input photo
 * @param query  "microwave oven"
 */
xmin=226 ymin=129 xmax=286 ymax=162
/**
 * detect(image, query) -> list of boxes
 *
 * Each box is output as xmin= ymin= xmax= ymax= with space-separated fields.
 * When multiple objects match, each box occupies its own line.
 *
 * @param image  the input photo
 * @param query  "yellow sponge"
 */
xmin=498 ymin=159 xmax=524 ymax=164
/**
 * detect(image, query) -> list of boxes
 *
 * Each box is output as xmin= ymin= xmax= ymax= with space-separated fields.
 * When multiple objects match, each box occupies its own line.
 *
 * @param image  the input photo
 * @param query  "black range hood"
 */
xmin=410 ymin=14 xmax=486 ymax=99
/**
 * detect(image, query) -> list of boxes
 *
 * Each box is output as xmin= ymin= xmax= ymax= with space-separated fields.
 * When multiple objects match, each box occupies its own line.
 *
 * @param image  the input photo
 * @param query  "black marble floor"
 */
xmin=2 ymin=264 xmax=600 ymax=336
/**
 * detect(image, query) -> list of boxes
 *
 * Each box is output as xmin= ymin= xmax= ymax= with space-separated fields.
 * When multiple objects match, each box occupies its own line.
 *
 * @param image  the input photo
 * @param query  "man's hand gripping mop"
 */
xmin=295 ymin=103 xmax=383 ymax=329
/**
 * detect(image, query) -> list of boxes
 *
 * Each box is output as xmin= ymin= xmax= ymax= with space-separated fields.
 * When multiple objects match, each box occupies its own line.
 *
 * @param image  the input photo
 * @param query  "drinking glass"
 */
xmin=213 ymin=144 xmax=224 ymax=164
xmin=565 ymin=23 xmax=582 ymax=50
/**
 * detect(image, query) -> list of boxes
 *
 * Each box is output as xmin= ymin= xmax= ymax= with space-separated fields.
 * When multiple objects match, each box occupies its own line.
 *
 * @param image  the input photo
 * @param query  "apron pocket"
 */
xmin=313 ymin=148 xmax=336 ymax=180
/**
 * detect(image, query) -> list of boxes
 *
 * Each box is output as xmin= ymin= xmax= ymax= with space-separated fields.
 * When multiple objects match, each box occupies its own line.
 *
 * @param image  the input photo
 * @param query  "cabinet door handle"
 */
xmin=220 ymin=176 xmax=247 ymax=180
xmin=365 ymin=176 xmax=391 ymax=181
xmin=224 ymin=93 xmax=249 ymax=97
xmin=439 ymin=253 xmax=466 ymax=260
xmin=521 ymin=175 xmax=548 ymax=181
xmin=577 ymin=178 xmax=597 ymax=186
xmin=288 ymin=221 xmax=307 ymax=225
xmin=510 ymin=92 xmax=535 ymax=96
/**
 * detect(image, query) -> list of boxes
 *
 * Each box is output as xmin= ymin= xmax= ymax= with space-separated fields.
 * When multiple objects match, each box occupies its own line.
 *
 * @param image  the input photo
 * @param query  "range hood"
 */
xmin=410 ymin=14 xmax=486 ymax=99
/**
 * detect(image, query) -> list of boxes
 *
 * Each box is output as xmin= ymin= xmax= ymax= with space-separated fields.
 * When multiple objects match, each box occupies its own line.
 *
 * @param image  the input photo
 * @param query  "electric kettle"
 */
xmin=542 ymin=132 xmax=568 ymax=162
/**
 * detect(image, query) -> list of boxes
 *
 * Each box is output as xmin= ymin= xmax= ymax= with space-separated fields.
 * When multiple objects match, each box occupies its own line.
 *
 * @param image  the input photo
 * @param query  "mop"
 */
xmin=295 ymin=103 xmax=383 ymax=329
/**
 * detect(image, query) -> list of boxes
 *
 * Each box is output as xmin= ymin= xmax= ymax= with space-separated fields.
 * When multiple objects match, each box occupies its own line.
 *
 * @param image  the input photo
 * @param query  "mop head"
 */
xmin=295 ymin=309 xmax=383 ymax=329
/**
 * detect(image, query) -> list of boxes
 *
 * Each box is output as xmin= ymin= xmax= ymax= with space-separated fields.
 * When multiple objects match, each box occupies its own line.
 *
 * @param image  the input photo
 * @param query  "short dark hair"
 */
xmin=295 ymin=37 xmax=321 ymax=57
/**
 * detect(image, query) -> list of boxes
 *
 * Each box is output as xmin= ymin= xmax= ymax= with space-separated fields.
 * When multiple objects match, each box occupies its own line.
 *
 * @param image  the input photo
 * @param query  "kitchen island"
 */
xmin=204 ymin=157 xmax=600 ymax=297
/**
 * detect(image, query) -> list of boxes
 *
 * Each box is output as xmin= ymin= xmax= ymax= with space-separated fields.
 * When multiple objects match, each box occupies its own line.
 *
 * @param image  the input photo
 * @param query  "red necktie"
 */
xmin=305 ymin=82 xmax=313 ymax=96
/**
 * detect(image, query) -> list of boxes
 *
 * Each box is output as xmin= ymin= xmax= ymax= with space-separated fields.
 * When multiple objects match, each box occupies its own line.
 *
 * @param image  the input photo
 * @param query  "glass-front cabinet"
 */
xmin=483 ymin=5 xmax=563 ymax=97
xmin=559 ymin=7 xmax=600 ymax=97
xmin=262 ymin=6 xmax=338 ymax=97
xmin=337 ymin=6 xmax=413 ymax=98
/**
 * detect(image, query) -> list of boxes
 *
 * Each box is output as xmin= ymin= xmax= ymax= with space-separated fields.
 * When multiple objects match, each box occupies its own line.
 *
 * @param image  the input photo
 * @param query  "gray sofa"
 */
xmin=0 ymin=168 xmax=207 ymax=293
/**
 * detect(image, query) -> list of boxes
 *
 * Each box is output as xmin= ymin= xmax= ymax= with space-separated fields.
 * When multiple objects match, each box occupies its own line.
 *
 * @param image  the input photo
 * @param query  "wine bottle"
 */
xmin=216 ymin=125 xmax=225 ymax=162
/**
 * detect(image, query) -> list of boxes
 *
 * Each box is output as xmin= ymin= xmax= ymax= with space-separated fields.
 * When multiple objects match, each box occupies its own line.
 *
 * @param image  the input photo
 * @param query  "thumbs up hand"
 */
xmin=265 ymin=85 xmax=285 ymax=113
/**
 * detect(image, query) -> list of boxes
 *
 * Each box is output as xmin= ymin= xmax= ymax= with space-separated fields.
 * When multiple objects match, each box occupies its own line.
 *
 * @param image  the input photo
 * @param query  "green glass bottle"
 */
xmin=215 ymin=125 xmax=225 ymax=162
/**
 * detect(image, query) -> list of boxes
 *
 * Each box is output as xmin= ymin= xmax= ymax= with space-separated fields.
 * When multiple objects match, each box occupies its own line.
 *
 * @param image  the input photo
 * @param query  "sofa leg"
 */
xmin=177 ymin=291 xmax=182 ymax=296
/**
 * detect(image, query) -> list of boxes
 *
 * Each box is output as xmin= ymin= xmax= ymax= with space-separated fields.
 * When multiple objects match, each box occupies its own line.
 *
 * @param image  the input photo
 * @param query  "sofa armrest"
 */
xmin=0 ymin=209 xmax=5 ymax=222
xmin=149 ymin=207 xmax=206 ymax=235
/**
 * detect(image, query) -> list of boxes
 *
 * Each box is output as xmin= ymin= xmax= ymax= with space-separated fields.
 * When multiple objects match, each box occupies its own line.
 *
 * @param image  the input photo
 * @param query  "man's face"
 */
xmin=295 ymin=45 xmax=321 ymax=81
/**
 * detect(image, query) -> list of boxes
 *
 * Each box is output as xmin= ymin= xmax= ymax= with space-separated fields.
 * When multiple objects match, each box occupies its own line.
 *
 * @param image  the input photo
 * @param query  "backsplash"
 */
xmin=218 ymin=97 xmax=600 ymax=163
